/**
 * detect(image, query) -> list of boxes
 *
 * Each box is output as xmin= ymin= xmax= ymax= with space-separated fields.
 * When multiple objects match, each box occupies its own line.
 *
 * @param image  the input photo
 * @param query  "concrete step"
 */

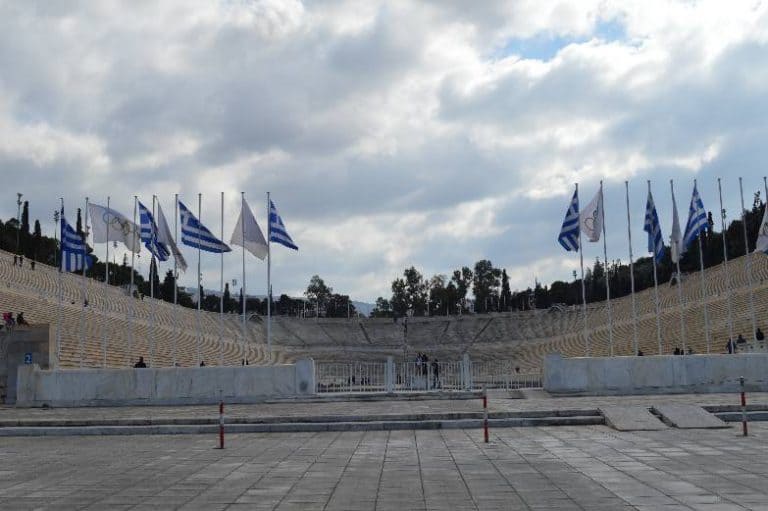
xmin=0 ymin=409 xmax=601 ymax=428
xmin=0 ymin=412 xmax=603 ymax=437
xmin=653 ymin=405 xmax=729 ymax=429
xmin=600 ymin=406 xmax=668 ymax=431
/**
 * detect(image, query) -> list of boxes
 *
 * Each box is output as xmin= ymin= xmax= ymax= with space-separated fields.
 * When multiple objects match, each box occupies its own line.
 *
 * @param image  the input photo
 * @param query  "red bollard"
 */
xmin=482 ymin=386 xmax=489 ymax=443
xmin=218 ymin=394 xmax=225 ymax=449
xmin=740 ymin=377 xmax=748 ymax=437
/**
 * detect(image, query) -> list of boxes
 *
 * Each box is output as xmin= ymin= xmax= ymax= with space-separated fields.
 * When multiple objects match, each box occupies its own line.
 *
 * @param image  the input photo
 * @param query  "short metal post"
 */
xmin=740 ymin=376 xmax=748 ymax=437
xmin=482 ymin=386 xmax=489 ymax=443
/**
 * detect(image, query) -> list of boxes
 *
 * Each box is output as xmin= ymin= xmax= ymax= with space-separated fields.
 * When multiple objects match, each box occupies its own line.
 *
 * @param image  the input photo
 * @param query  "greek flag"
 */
xmin=644 ymin=189 xmax=665 ymax=263
xmin=178 ymin=200 xmax=231 ymax=253
xmin=557 ymin=187 xmax=580 ymax=252
xmin=138 ymin=201 xmax=170 ymax=261
xmin=269 ymin=199 xmax=298 ymax=250
xmin=60 ymin=208 xmax=91 ymax=272
xmin=682 ymin=184 xmax=708 ymax=252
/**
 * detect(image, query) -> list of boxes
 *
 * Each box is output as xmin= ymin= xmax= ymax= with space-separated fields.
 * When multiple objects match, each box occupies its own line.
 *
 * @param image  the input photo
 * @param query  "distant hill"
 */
xmin=352 ymin=301 xmax=374 ymax=316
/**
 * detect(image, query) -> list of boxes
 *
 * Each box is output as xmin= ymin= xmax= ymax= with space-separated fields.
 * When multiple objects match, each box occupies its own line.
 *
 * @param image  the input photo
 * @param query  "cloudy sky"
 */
xmin=2 ymin=0 xmax=768 ymax=302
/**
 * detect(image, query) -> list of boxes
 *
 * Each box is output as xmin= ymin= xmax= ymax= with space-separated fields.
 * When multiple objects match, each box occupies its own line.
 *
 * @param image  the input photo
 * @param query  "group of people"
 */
xmin=725 ymin=328 xmax=764 ymax=354
xmin=11 ymin=255 xmax=35 ymax=270
xmin=415 ymin=352 xmax=440 ymax=389
xmin=133 ymin=357 xmax=207 ymax=368
xmin=2 ymin=311 xmax=28 ymax=330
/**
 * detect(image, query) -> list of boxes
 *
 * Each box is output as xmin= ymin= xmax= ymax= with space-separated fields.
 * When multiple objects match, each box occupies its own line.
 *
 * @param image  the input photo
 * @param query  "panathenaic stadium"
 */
xmin=2 ymin=245 xmax=768 ymax=399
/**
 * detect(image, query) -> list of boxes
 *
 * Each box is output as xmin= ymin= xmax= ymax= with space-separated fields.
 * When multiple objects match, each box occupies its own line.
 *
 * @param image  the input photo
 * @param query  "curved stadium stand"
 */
xmin=1 ymin=248 xmax=767 ymax=371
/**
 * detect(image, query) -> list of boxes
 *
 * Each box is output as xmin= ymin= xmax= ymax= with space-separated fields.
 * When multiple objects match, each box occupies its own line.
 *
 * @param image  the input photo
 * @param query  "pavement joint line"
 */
xmin=373 ymin=429 xmax=390 ymax=511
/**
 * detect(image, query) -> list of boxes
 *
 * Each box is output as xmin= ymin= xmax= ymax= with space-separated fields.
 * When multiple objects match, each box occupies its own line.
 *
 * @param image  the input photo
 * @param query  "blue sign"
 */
xmin=23 ymin=353 xmax=32 ymax=364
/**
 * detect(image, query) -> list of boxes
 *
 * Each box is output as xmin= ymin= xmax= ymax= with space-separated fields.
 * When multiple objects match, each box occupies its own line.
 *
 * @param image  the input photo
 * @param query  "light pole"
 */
xmin=16 ymin=193 xmax=23 ymax=258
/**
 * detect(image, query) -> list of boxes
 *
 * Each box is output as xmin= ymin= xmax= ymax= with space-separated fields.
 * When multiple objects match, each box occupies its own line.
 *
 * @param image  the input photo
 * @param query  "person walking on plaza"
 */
xmin=756 ymin=328 xmax=765 ymax=341
xmin=725 ymin=338 xmax=736 ymax=354
xmin=133 ymin=356 xmax=147 ymax=368
xmin=431 ymin=358 xmax=440 ymax=389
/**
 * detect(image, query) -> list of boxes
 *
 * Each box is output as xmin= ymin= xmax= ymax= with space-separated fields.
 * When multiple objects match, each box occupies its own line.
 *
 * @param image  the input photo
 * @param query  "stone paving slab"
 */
xmin=654 ymin=404 xmax=730 ymax=429
xmin=600 ymin=406 xmax=668 ymax=431
xmin=1 ymin=424 xmax=768 ymax=510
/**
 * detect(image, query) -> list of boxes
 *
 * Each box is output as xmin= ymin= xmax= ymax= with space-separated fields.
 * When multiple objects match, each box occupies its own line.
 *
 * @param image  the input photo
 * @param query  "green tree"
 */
xmin=21 ymin=201 xmax=29 ymax=234
xmin=451 ymin=266 xmax=473 ymax=312
xmin=472 ymin=260 xmax=501 ymax=313
xmin=305 ymin=275 xmax=333 ymax=316
xmin=390 ymin=278 xmax=408 ymax=317
xmin=32 ymin=219 xmax=42 ymax=260
xmin=403 ymin=266 xmax=427 ymax=315
xmin=160 ymin=270 xmax=176 ymax=304
xmin=428 ymin=274 xmax=447 ymax=315
xmin=371 ymin=296 xmax=393 ymax=318
xmin=21 ymin=201 xmax=29 ymax=256
xmin=76 ymin=208 xmax=83 ymax=237
xmin=223 ymin=282 xmax=232 ymax=313
xmin=500 ymin=269 xmax=512 ymax=311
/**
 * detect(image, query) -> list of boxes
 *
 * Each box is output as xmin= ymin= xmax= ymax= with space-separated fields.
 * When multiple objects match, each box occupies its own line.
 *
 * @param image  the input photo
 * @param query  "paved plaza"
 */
xmin=1 ymin=423 xmax=767 ymax=510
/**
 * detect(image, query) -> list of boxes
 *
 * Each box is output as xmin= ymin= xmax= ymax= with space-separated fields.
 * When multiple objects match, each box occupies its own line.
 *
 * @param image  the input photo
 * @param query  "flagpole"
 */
xmin=717 ymin=178 xmax=735 ymax=344
xmin=267 ymin=191 xmax=272 ymax=363
xmin=738 ymin=177 xmax=758 ymax=342
xmin=102 ymin=196 xmax=110 ymax=368
xmin=670 ymin=179 xmax=687 ymax=352
xmin=219 ymin=191 xmax=224 ymax=367
xmin=648 ymin=181 xmax=663 ymax=355
xmin=576 ymin=183 xmax=589 ymax=356
xmin=694 ymin=179 xmax=711 ymax=353
xmin=624 ymin=180 xmax=638 ymax=355
xmin=196 ymin=193 xmax=202 ymax=366
xmin=241 ymin=191 xmax=247 ymax=364
xmin=129 ymin=196 xmax=137 ymax=366
xmin=173 ymin=194 xmax=179 ymax=367
xmin=600 ymin=181 xmax=614 ymax=356
xmin=79 ymin=196 xmax=89 ymax=368
xmin=149 ymin=195 xmax=157 ymax=367
xmin=56 ymin=198 xmax=64 ymax=369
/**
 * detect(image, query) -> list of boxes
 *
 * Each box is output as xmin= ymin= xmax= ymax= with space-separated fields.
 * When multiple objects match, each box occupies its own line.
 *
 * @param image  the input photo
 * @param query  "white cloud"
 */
xmin=2 ymin=0 xmax=768 ymax=302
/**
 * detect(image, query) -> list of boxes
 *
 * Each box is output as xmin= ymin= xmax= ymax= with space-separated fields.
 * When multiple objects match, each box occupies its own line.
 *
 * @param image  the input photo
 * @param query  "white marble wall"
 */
xmin=543 ymin=353 xmax=768 ymax=395
xmin=15 ymin=359 xmax=316 ymax=407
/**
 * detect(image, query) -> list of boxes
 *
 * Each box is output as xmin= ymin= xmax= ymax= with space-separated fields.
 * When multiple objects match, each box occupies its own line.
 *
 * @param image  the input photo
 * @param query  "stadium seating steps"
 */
xmin=1 ymin=248 xmax=767 ymax=371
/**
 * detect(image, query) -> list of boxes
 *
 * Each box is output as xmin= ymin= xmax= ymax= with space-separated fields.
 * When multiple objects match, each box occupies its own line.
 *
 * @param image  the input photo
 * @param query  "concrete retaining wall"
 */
xmin=543 ymin=353 xmax=768 ymax=395
xmin=15 ymin=358 xmax=315 ymax=407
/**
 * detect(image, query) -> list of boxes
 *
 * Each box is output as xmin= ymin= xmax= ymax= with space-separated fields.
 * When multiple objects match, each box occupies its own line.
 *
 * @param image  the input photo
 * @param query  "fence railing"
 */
xmin=315 ymin=357 xmax=541 ymax=393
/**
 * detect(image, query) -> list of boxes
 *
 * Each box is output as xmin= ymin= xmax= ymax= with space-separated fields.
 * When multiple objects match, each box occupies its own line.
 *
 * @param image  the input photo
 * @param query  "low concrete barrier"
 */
xmin=543 ymin=353 xmax=768 ymax=395
xmin=15 ymin=358 xmax=315 ymax=407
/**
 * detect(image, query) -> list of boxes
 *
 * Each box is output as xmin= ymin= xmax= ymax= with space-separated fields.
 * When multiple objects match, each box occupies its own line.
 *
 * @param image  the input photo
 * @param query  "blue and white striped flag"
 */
xmin=178 ymin=200 xmax=231 ymax=253
xmin=60 ymin=207 xmax=91 ymax=272
xmin=644 ymin=189 xmax=665 ymax=263
xmin=138 ymin=201 xmax=170 ymax=261
xmin=682 ymin=183 xmax=707 ymax=252
xmin=269 ymin=199 xmax=298 ymax=251
xmin=557 ymin=187 xmax=580 ymax=252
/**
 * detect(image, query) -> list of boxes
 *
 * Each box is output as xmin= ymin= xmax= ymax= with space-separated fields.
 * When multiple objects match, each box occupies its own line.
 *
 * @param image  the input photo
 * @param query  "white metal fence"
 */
xmin=315 ymin=358 xmax=541 ymax=393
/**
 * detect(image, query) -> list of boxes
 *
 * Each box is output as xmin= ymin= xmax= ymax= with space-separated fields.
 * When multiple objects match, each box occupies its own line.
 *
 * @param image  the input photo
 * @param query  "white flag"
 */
xmin=579 ymin=189 xmax=602 ymax=242
xmin=88 ymin=203 xmax=141 ymax=253
xmin=156 ymin=202 xmax=188 ymax=272
xmin=230 ymin=196 xmax=268 ymax=260
xmin=670 ymin=188 xmax=683 ymax=263
xmin=755 ymin=204 xmax=768 ymax=254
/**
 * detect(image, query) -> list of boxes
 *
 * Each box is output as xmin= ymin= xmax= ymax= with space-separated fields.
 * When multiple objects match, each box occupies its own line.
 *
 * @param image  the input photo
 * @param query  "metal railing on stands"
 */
xmin=315 ymin=359 xmax=541 ymax=393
